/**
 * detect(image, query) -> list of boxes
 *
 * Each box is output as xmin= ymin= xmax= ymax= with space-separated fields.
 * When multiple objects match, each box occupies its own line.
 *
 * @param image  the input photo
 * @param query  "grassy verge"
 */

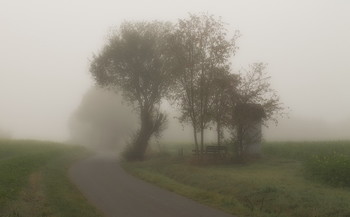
xmin=0 ymin=139 xmax=103 ymax=217
xmin=123 ymin=141 xmax=350 ymax=217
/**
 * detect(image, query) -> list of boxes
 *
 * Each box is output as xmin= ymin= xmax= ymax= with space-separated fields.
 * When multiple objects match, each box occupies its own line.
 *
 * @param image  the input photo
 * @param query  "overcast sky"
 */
xmin=1 ymin=0 xmax=350 ymax=141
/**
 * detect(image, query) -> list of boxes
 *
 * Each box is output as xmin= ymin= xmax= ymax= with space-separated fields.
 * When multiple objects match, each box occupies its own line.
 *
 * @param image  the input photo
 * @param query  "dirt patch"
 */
xmin=2 ymin=172 xmax=56 ymax=217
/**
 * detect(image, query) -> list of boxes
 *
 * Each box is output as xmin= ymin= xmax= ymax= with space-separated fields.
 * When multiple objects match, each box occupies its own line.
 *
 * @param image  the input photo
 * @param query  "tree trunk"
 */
xmin=236 ymin=124 xmax=244 ymax=161
xmin=200 ymin=126 xmax=204 ymax=154
xmin=217 ymin=119 xmax=221 ymax=146
xmin=131 ymin=129 xmax=152 ymax=161
xmin=192 ymin=125 xmax=199 ymax=156
xmin=125 ymin=108 xmax=153 ymax=161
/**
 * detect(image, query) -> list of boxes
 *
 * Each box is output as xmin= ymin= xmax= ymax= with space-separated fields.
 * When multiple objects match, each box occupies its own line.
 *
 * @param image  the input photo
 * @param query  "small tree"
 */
xmin=228 ymin=63 xmax=284 ymax=160
xmin=90 ymin=21 xmax=176 ymax=160
xmin=172 ymin=13 xmax=238 ymax=154
xmin=237 ymin=63 xmax=283 ymax=121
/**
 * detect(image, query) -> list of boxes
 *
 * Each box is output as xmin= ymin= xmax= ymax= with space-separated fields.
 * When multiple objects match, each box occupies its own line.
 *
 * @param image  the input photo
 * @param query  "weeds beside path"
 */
xmin=123 ymin=141 xmax=350 ymax=217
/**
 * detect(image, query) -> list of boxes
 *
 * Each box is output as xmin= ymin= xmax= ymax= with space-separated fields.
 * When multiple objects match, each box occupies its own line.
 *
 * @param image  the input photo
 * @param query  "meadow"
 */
xmin=0 ymin=139 xmax=103 ymax=217
xmin=123 ymin=141 xmax=350 ymax=217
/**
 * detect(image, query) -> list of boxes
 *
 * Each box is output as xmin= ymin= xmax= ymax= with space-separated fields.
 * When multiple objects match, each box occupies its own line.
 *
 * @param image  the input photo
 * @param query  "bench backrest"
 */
xmin=205 ymin=145 xmax=227 ymax=152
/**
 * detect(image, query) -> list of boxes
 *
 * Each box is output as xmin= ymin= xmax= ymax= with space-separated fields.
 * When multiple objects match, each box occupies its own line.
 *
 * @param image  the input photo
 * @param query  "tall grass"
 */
xmin=263 ymin=141 xmax=350 ymax=160
xmin=124 ymin=141 xmax=350 ymax=217
xmin=305 ymin=152 xmax=350 ymax=187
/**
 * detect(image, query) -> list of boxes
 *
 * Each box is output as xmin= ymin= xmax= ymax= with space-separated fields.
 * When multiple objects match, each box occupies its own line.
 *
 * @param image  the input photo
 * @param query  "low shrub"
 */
xmin=305 ymin=152 xmax=350 ymax=187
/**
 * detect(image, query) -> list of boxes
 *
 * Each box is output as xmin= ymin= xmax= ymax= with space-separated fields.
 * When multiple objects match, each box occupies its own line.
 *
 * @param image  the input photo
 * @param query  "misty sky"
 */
xmin=1 ymin=0 xmax=350 ymax=141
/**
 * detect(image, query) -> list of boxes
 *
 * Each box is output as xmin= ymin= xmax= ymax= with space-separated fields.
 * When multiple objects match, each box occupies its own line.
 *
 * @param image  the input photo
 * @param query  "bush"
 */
xmin=305 ymin=152 xmax=350 ymax=187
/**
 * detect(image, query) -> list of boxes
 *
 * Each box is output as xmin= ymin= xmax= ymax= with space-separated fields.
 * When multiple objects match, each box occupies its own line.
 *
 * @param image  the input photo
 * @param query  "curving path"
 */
xmin=69 ymin=153 xmax=235 ymax=217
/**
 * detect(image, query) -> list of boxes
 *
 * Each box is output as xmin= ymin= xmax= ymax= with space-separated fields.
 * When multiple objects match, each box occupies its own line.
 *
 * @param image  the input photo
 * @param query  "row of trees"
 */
xmin=90 ymin=13 xmax=283 ymax=161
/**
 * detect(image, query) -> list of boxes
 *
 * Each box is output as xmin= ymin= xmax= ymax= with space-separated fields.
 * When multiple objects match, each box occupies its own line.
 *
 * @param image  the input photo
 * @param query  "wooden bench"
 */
xmin=192 ymin=146 xmax=228 ymax=158
xmin=205 ymin=145 xmax=227 ymax=155
xmin=205 ymin=145 xmax=227 ymax=153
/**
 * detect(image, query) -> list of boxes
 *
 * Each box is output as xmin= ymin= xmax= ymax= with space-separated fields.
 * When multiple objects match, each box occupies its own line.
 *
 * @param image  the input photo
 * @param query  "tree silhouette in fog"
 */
xmin=171 ymin=13 xmax=239 ymax=154
xmin=90 ymin=21 xmax=176 ymax=160
xmin=90 ymin=14 xmax=284 ymax=161
xmin=69 ymin=87 xmax=136 ymax=152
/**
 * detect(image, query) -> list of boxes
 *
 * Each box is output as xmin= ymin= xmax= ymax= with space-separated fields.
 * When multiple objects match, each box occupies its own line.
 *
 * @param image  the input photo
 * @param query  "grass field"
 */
xmin=0 ymin=139 xmax=103 ymax=217
xmin=123 ymin=141 xmax=350 ymax=217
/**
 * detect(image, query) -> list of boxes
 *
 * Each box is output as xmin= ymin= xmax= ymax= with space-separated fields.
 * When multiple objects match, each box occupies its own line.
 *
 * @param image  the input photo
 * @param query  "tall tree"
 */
xmin=172 ymin=13 xmax=239 ymax=153
xmin=90 ymin=21 xmax=176 ymax=160
xmin=210 ymin=71 xmax=239 ymax=146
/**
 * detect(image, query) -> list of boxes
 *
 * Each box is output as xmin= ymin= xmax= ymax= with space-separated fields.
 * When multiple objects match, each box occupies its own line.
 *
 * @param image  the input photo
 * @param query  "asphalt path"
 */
xmin=69 ymin=154 xmax=235 ymax=217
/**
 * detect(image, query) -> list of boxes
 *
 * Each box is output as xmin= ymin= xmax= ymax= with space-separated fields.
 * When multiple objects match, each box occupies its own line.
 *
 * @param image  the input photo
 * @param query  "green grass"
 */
xmin=263 ymin=141 xmax=350 ymax=160
xmin=123 ymin=141 xmax=350 ymax=217
xmin=0 ymin=139 xmax=103 ymax=217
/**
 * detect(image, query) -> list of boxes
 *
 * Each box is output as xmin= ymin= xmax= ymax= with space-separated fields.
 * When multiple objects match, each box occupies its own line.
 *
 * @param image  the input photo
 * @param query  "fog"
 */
xmin=69 ymin=87 xmax=137 ymax=151
xmin=1 ymin=1 xmax=350 ymax=143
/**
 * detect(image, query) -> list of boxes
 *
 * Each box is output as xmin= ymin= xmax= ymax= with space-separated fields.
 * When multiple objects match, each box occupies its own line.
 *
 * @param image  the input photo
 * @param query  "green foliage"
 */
xmin=305 ymin=152 xmax=350 ymax=187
